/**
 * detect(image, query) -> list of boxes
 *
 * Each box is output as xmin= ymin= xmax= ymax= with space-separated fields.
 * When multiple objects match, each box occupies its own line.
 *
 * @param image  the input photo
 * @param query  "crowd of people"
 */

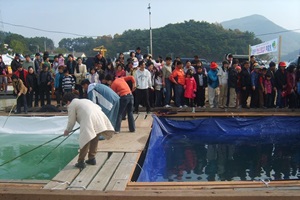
xmin=1 ymin=48 xmax=300 ymax=115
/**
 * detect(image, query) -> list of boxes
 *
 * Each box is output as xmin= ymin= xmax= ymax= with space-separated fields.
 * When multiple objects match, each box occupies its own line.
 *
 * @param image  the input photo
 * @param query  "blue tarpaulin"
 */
xmin=137 ymin=116 xmax=300 ymax=182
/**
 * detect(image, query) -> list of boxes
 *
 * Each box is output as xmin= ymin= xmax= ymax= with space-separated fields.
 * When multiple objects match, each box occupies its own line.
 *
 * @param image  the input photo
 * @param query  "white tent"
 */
xmin=1 ymin=54 xmax=13 ymax=65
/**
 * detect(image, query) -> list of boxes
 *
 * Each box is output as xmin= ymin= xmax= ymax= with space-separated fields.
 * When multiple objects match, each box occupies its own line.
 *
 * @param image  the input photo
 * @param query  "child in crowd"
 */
xmin=207 ymin=62 xmax=219 ymax=108
xmin=264 ymin=74 xmax=273 ymax=108
xmin=194 ymin=66 xmax=207 ymax=108
xmin=235 ymin=66 xmax=242 ymax=108
xmin=87 ymin=67 xmax=99 ymax=83
xmin=26 ymin=66 xmax=39 ymax=107
xmin=184 ymin=70 xmax=196 ymax=107
xmin=55 ymin=66 xmax=65 ymax=107
xmin=217 ymin=60 xmax=229 ymax=108
xmin=154 ymin=70 xmax=163 ymax=107
xmin=12 ymin=74 xmax=28 ymax=114
xmin=115 ymin=64 xmax=126 ymax=78
xmin=62 ymin=69 xmax=75 ymax=93
xmin=259 ymin=67 xmax=267 ymax=108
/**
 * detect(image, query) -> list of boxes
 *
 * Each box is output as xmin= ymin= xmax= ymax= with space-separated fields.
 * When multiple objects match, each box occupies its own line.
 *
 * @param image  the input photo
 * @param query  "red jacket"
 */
xmin=286 ymin=72 xmax=296 ymax=95
xmin=14 ymin=69 xmax=28 ymax=86
xmin=184 ymin=77 xmax=196 ymax=99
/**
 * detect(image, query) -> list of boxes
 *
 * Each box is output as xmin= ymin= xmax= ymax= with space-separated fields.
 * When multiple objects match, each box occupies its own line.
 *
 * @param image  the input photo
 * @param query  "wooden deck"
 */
xmin=1 ymin=109 xmax=300 ymax=199
xmin=43 ymin=113 xmax=152 ymax=191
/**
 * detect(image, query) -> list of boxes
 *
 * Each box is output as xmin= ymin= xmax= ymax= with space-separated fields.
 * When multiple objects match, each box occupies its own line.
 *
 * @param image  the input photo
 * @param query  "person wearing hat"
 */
xmin=217 ymin=60 xmax=229 ymax=108
xmin=275 ymin=61 xmax=287 ymax=108
xmin=34 ymin=53 xmax=41 ymax=73
xmin=11 ymin=74 xmax=28 ymax=114
xmin=250 ymin=63 xmax=261 ymax=108
xmin=22 ymin=55 xmax=34 ymax=71
xmin=207 ymin=62 xmax=219 ymax=108
xmin=81 ymin=78 xmax=120 ymax=130
xmin=11 ymin=53 xmax=21 ymax=72
xmin=94 ymin=52 xmax=107 ymax=71
xmin=134 ymin=61 xmax=153 ymax=113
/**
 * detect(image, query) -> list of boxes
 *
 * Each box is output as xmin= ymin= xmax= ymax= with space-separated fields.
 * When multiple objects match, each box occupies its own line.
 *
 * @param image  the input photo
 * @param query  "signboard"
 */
xmin=250 ymin=38 xmax=278 ymax=56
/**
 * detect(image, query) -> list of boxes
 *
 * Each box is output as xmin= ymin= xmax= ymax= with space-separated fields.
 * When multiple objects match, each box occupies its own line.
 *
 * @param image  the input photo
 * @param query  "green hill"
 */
xmin=59 ymin=20 xmax=262 ymax=61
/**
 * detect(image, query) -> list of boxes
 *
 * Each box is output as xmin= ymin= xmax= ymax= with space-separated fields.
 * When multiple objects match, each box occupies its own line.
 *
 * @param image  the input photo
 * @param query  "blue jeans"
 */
xmin=164 ymin=78 xmax=172 ymax=105
xmin=174 ymin=84 xmax=184 ymax=107
xmin=115 ymin=94 xmax=135 ymax=132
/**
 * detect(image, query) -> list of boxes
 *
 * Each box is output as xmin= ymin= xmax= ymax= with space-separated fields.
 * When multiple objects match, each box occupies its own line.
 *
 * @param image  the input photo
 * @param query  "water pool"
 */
xmin=0 ymin=134 xmax=78 ymax=180
xmin=0 ymin=116 xmax=79 ymax=180
xmin=137 ymin=116 xmax=300 ymax=182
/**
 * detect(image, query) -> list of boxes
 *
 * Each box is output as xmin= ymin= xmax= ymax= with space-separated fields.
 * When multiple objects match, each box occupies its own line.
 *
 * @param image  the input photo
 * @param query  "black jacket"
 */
xmin=275 ymin=69 xmax=287 ymax=90
xmin=240 ymin=67 xmax=251 ymax=88
xmin=11 ymin=59 xmax=21 ymax=72
xmin=66 ymin=60 xmax=77 ymax=75
xmin=228 ymin=67 xmax=238 ymax=88
xmin=27 ymin=73 xmax=38 ymax=90
xmin=194 ymin=72 xmax=207 ymax=88
xmin=0 ymin=61 xmax=6 ymax=75
xmin=39 ymin=71 xmax=53 ymax=85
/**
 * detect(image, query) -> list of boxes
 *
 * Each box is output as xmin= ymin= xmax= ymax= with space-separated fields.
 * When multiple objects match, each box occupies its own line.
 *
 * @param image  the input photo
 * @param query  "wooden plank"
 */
xmin=67 ymin=152 xmax=108 ymax=190
xmin=2 ymin=188 xmax=300 ymax=200
xmin=105 ymin=152 xmax=139 ymax=191
xmin=155 ymin=111 xmax=300 ymax=117
xmin=121 ymin=114 xmax=139 ymax=128
xmin=43 ymin=155 xmax=80 ymax=190
xmin=98 ymin=112 xmax=152 ymax=152
xmin=134 ymin=113 xmax=153 ymax=128
xmin=87 ymin=153 xmax=125 ymax=191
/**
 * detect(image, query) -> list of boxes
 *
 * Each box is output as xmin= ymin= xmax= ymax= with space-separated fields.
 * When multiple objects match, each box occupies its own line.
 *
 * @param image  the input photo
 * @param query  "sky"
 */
xmin=0 ymin=0 xmax=299 ymax=47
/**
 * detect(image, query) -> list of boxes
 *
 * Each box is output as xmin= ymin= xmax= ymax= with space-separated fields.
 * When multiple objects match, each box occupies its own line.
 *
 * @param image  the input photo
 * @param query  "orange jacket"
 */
xmin=111 ymin=76 xmax=135 ymax=96
xmin=169 ymin=68 xmax=185 ymax=86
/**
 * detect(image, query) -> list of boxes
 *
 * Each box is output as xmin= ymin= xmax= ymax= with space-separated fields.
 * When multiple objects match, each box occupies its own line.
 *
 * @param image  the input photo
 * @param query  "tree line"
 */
xmin=1 ymin=20 xmax=262 ymax=61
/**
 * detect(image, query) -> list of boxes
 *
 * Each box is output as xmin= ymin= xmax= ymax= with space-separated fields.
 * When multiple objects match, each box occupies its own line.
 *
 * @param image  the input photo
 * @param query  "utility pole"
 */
xmin=44 ymin=41 xmax=46 ymax=52
xmin=147 ymin=3 xmax=153 ymax=56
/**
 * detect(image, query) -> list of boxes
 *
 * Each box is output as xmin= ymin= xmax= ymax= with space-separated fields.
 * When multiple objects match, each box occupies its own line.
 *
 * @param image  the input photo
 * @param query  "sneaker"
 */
xmin=202 ymin=106 xmax=206 ymax=108
xmin=179 ymin=106 xmax=182 ymax=108
xmin=85 ymin=158 xmax=96 ymax=165
xmin=210 ymin=105 xmax=214 ymax=108
xmin=165 ymin=104 xmax=171 ymax=108
xmin=198 ymin=106 xmax=202 ymax=108
xmin=75 ymin=161 xmax=86 ymax=169
xmin=183 ymin=105 xmax=188 ymax=108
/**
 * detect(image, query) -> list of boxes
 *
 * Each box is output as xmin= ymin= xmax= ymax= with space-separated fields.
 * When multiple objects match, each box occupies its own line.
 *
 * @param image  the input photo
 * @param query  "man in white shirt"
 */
xmin=134 ymin=61 xmax=153 ymax=113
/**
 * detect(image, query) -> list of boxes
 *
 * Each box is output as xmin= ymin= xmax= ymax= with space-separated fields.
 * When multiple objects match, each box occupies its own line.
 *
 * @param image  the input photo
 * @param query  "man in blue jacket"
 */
xmin=207 ymin=62 xmax=219 ymax=108
xmin=81 ymin=77 xmax=120 ymax=129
